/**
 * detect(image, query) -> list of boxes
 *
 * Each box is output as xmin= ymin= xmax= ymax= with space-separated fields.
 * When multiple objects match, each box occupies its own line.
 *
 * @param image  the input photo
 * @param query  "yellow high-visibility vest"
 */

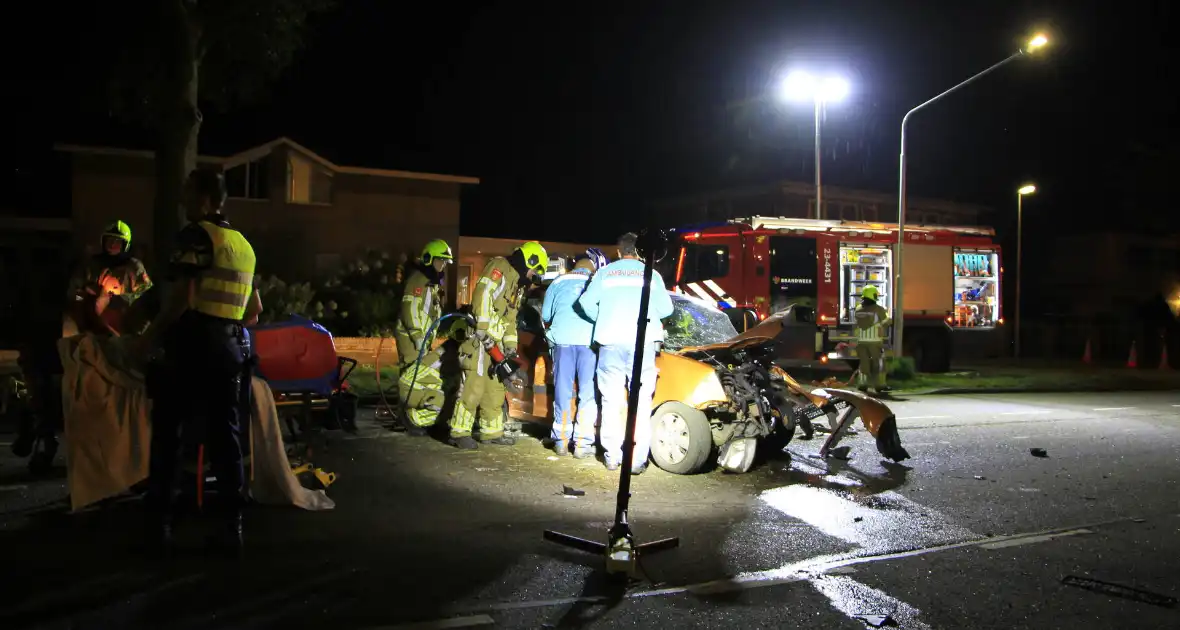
xmin=193 ymin=221 xmax=256 ymax=321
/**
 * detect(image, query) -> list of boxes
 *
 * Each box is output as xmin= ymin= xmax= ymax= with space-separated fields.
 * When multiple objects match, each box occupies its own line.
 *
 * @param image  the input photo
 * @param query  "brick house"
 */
xmin=55 ymin=138 xmax=477 ymax=298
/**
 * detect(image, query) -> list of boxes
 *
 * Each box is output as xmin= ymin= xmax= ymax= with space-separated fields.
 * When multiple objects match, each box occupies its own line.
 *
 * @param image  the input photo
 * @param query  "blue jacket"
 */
xmin=542 ymin=270 xmax=594 ymax=346
xmin=577 ymin=258 xmax=675 ymax=347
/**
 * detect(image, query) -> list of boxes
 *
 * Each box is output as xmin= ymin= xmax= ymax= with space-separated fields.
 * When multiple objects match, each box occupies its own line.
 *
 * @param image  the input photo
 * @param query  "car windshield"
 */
xmin=661 ymin=293 xmax=739 ymax=351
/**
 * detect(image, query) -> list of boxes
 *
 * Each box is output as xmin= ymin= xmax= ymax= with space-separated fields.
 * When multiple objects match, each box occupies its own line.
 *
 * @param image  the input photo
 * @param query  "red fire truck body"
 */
xmin=662 ymin=216 xmax=1006 ymax=372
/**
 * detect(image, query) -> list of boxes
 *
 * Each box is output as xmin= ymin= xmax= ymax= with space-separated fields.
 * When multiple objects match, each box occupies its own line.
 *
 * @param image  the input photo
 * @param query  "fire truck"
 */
xmin=661 ymin=216 xmax=1005 ymax=373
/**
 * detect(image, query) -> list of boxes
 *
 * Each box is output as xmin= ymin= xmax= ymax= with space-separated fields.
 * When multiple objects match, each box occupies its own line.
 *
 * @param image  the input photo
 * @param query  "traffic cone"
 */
xmin=1081 ymin=338 xmax=1092 ymax=364
xmin=1126 ymin=341 xmax=1138 ymax=368
xmin=1160 ymin=345 xmax=1170 ymax=370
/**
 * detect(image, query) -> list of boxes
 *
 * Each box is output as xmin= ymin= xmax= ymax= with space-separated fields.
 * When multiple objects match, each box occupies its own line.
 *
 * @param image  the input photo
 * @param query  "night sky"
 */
xmin=5 ymin=1 xmax=1175 ymax=246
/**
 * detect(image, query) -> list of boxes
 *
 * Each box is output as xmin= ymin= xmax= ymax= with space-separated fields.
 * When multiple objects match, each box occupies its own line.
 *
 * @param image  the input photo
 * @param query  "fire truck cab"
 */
xmin=660 ymin=216 xmax=1005 ymax=373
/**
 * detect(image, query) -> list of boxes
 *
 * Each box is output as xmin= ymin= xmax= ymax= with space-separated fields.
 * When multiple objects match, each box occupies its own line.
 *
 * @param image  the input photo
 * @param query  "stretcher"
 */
xmin=249 ymin=315 xmax=359 ymax=461
xmin=57 ymin=333 xmax=335 ymax=512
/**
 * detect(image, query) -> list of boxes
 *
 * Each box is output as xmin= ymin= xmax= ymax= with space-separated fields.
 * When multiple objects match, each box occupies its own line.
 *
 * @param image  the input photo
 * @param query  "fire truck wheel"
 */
xmin=649 ymin=402 xmax=712 ymax=474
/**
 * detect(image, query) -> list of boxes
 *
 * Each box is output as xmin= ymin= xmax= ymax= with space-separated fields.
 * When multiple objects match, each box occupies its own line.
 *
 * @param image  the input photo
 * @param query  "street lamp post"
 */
xmin=894 ymin=33 xmax=1048 ymax=361
xmin=782 ymin=72 xmax=849 ymax=220
xmin=1016 ymin=184 xmax=1036 ymax=358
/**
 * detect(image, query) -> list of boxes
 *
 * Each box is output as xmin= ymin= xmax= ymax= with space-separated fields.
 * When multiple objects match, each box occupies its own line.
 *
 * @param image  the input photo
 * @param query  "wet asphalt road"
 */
xmin=0 ymin=390 xmax=1178 ymax=629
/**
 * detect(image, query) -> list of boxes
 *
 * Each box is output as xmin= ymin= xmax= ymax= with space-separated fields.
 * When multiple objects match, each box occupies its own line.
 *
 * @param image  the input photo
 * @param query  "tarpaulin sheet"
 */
xmin=58 ymin=334 xmax=334 ymax=512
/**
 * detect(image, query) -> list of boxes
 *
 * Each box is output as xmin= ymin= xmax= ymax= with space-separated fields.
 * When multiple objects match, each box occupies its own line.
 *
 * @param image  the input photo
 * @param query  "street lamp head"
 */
xmin=1018 ymin=184 xmax=1037 ymax=195
xmin=820 ymin=77 xmax=850 ymax=103
xmin=1026 ymin=33 xmax=1049 ymax=52
xmin=781 ymin=71 xmax=816 ymax=102
xmin=780 ymin=71 xmax=849 ymax=103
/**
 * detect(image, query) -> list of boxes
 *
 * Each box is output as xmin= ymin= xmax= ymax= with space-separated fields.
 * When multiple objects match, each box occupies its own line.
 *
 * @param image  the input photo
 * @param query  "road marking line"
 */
xmin=811 ymin=574 xmax=933 ymax=630
xmin=1011 ymin=436 xmax=1031 ymax=439
xmin=0 ymin=484 xmax=29 ymax=492
xmin=1000 ymin=410 xmax=1051 ymax=416
xmin=1093 ymin=407 xmax=1134 ymax=411
xmin=368 ymin=614 xmax=496 ymax=629
xmin=450 ymin=515 xmax=1161 ymax=617
xmin=898 ymin=415 xmax=949 ymax=420
xmin=980 ymin=529 xmax=1093 ymax=549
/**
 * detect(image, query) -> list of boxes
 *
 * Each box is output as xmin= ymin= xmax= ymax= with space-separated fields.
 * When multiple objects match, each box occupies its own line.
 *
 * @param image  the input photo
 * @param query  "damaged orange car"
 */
xmin=506 ymin=292 xmax=910 ymax=474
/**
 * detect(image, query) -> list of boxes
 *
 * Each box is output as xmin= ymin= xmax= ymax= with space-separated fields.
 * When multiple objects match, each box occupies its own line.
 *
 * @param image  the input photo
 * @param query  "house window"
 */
xmin=225 ymin=158 xmax=270 ymax=200
xmin=287 ymin=153 xmax=333 ymax=204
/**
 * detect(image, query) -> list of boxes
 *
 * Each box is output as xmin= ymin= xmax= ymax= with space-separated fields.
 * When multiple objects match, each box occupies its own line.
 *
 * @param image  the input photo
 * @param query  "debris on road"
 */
xmin=1060 ymin=575 xmax=1177 ymax=608
xmin=562 ymin=485 xmax=586 ymax=497
xmin=973 ymin=475 xmax=986 ymax=480
xmin=852 ymin=612 xmax=897 ymax=627
xmin=1029 ymin=448 xmax=1048 ymax=458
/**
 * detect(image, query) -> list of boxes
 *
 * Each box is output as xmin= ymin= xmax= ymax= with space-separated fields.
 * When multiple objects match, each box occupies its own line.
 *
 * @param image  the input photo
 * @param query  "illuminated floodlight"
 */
xmin=780 ymin=71 xmax=849 ymax=103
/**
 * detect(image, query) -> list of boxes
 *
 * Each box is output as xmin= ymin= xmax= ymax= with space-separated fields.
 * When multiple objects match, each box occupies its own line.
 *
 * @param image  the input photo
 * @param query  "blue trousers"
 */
xmin=550 ymin=344 xmax=598 ymax=448
xmin=596 ymin=343 xmax=658 ymax=466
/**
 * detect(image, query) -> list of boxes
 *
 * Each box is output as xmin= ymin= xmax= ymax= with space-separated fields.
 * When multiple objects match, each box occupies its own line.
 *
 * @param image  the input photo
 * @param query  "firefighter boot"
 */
xmin=449 ymin=435 xmax=479 ymax=450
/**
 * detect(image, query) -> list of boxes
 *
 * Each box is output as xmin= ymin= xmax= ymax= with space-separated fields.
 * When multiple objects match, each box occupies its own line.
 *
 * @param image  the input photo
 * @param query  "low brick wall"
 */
xmin=332 ymin=337 xmax=399 ymax=369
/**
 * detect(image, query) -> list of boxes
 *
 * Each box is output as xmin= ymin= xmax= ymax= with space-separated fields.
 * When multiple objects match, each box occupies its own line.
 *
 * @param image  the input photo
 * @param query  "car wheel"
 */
xmin=649 ymin=402 xmax=712 ymax=474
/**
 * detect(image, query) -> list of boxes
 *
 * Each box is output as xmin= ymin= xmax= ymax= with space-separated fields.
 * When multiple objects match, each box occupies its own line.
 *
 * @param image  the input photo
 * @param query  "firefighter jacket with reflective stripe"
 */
xmin=193 ymin=221 xmax=256 ymax=321
xmin=541 ymin=269 xmax=594 ymax=347
xmin=854 ymin=301 xmax=891 ymax=342
xmin=470 ymin=256 xmax=522 ymax=351
xmin=577 ymin=258 xmax=674 ymax=347
xmin=395 ymin=267 xmax=443 ymax=359
xmin=68 ymin=254 xmax=152 ymax=304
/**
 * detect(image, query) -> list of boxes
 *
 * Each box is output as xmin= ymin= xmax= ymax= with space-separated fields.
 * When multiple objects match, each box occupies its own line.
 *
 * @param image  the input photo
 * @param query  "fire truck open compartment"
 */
xmin=838 ymin=245 xmax=892 ymax=324
xmin=952 ymin=248 xmax=1001 ymax=328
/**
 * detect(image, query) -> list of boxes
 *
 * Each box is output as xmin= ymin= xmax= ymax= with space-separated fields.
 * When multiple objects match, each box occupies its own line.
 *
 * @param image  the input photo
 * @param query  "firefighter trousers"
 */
xmin=397 ymin=359 xmax=445 ymax=427
xmin=453 ymin=344 xmax=506 ymax=440
xmin=856 ymin=340 xmax=885 ymax=390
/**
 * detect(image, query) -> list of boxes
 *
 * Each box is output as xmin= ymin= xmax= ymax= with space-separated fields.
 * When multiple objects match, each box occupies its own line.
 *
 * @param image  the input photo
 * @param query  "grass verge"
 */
xmin=348 ymin=365 xmax=398 ymax=398
xmin=892 ymin=367 xmax=1180 ymax=394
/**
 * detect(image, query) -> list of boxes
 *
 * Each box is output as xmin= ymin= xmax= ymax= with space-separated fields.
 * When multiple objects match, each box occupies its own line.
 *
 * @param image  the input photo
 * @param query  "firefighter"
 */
xmin=451 ymin=241 xmax=549 ymax=449
xmin=67 ymin=220 xmax=153 ymax=335
xmin=395 ymin=239 xmax=453 ymax=436
xmin=578 ymin=233 xmax=674 ymax=473
xmin=540 ymin=249 xmax=606 ymax=458
xmin=138 ymin=168 xmax=262 ymax=553
xmin=853 ymin=285 xmax=892 ymax=394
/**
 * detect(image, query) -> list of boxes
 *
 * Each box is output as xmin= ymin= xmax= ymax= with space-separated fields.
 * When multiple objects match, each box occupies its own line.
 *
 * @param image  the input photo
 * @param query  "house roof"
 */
xmin=54 ymin=137 xmax=480 ymax=185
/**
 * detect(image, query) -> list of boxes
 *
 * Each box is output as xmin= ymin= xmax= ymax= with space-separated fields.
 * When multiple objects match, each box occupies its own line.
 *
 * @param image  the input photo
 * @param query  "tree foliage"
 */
xmin=91 ymin=0 xmax=335 ymax=266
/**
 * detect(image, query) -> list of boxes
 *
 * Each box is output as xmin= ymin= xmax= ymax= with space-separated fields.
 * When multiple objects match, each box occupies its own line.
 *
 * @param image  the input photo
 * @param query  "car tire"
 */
xmin=649 ymin=401 xmax=713 ymax=474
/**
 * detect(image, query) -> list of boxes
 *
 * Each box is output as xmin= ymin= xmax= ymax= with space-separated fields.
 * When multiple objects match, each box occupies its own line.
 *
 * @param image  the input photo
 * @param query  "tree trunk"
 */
xmin=151 ymin=0 xmax=203 ymax=271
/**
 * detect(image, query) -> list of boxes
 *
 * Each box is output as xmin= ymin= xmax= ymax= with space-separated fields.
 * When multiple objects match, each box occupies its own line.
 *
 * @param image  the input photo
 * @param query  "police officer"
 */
xmin=578 ymin=233 xmax=674 ymax=473
xmin=66 ymin=220 xmax=153 ymax=336
xmin=396 ymin=239 xmax=453 ymax=436
xmin=138 ymin=168 xmax=262 ymax=552
xmin=541 ymin=248 xmax=607 ymax=458
xmin=451 ymin=241 xmax=548 ymax=449
xmin=853 ymin=285 xmax=892 ymax=394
